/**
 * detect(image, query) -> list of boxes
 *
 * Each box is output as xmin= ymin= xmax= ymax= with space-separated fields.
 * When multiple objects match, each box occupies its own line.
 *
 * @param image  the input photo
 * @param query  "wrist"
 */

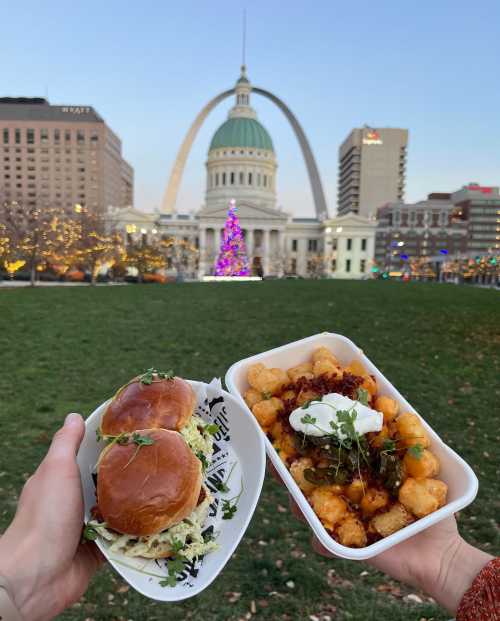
xmin=424 ymin=536 xmax=493 ymax=614
xmin=0 ymin=529 xmax=40 ymax=621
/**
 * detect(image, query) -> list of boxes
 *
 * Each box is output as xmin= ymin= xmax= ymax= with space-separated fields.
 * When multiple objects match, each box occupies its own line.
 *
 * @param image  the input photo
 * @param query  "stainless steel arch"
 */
xmin=160 ymin=86 xmax=329 ymax=220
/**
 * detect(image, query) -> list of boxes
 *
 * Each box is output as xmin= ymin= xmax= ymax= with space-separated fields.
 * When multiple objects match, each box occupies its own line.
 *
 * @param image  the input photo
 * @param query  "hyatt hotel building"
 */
xmin=0 ymin=97 xmax=133 ymax=213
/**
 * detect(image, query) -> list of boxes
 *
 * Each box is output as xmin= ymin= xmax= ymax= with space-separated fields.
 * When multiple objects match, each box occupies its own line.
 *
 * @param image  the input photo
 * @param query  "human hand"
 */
xmin=0 ymin=413 xmax=104 ymax=621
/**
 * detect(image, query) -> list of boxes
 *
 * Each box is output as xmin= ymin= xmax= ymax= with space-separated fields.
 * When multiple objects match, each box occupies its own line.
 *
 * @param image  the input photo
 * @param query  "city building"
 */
xmin=0 ymin=97 xmax=133 ymax=213
xmin=324 ymin=214 xmax=377 ymax=279
xmin=338 ymin=127 xmax=408 ymax=219
xmin=374 ymin=184 xmax=500 ymax=269
xmin=450 ymin=183 xmax=500 ymax=254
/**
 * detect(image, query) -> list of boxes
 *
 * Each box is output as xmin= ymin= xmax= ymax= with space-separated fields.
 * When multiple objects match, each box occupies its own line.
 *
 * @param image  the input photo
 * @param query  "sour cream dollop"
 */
xmin=289 ymin=393 xmax=383 ymax=439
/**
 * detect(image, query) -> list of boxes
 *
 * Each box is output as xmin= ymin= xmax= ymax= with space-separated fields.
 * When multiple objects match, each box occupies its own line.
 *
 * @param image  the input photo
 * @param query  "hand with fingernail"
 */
xmin=0 ymin=413 xmax=105 ymax=621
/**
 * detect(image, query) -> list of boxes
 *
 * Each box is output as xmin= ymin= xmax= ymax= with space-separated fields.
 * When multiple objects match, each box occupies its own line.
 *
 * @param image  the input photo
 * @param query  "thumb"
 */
xmin=47 ymin=412 xmax=85 ymax=461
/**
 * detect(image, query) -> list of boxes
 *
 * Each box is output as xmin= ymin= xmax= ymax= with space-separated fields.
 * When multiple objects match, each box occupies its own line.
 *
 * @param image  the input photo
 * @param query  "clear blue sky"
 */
xmin=3 ymin=0 xmax=499 ymax=217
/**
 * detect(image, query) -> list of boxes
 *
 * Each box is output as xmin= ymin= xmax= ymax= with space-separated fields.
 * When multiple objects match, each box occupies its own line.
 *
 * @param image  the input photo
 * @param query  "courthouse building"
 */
xmin=109 ymin=68 xmax=376 ymax=279
xmin=0 ymin=97 xmax=133 ymax=213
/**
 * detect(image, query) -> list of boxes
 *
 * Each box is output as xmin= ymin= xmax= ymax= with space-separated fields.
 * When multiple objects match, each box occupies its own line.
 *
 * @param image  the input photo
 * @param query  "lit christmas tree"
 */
xmin=215 ymin=199 xmax=250 ymax=276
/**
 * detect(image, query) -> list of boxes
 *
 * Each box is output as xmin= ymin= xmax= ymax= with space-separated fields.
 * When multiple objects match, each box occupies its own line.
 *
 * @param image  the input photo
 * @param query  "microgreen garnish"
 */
xmin=214 ymin=461 xmax=237 ymax=494
xmin=408 ymin=443 xmax=424 ymax=460
xmin=96 ymin=428 xmax=103 ymax=442
xmin=203 ymin=531 xmax=215 ymax=543
xmin=382 ymin=439 xmax=397 ymax=454
xmin=357 ymin=387 xmax=370 ymax=406
xmin=171 ymin=539 xmax=185 ymax=554
xmin=122 ymin=433 xmax=155 ymax=470
xmin=204 ymin=423 xmax=220 ymax=436
xmin=197 ymin=451 xmax=209 ymax=471
xmin=139 ymin=368 xmax=174 ymax=385
xmin=262 ymin=390 xmax=273 ymax=400
xmin=221 ymin=479 xmax=244 ymax=520
xmin=302 ymin=395 xmax=322 ymax=409
xmin=160 ymin=575 xmax=177 ymax=587
xmin=301 ymin=413 xmax=317 ymax=425
xmin=82 ymin=524 xmax=98 ymax=541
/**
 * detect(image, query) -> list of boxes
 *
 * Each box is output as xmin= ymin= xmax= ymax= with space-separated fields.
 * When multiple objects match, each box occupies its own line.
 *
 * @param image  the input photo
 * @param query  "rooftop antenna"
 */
xmin=242 ymin=9 xmax=246 ymax=69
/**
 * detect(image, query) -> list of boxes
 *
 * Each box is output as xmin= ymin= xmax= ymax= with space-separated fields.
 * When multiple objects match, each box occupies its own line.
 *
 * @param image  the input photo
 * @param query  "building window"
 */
xmin=239 ymin=171 xmax=244 ymax=185
xmin=290 ymin=258 xmax=297 ymax=274
xmin=331 ymin=258 xmax=336 ymax=271
xmin=360 ymin=259 xmax=366 ymax=273
xmin=65 ymin=130 xmax=71 ymax=142
xmin=291 ymin=239 xmax=298 ymax=252
xmin=215 ymin=173 xmax=219 ymax=186
xmin=222 ymin=172 xmax=226 ymax=185
xmin=54 ymin=129 xmax=60 ymax=143
xmin=2 ymin=129 xmax=8 ymax=144
xmin=27 ymin=129 xmax=35 ymax=144
xmin=263 ymin=175 xmax=267 ymax=187
xmin=15 ymin=129 xmax=21 ymax=144
xmin=332 ymin=238 xmax=337 ymax=250
xmin=257 ymin=173 xmax=261 ymax=186
xmin=77 ymin=130 xmax=85 ymax=144
xmin=361 ymin=238 xmax=367 ymax=251
xmin=90 ymin=131 xmax=98 ymax=142
xmin=41 ymin=129 xmax=48 ymax=144
xmin=308 ymin=239 xmax=318 ymax=252
xmin=230 ymin=172 xmax=235 ymax=185
xmin=346 ymin=259 xmax=351 ymax=272
xmin=248 ymin=172 xmax=252 ymax=185
xmin=347 ymin=238 xmax=352 ymax=250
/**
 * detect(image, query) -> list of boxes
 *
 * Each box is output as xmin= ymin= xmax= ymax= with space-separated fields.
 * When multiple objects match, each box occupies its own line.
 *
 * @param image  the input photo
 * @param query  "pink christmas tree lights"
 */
xmin=214 ymin=200 xmax=250 ymax=276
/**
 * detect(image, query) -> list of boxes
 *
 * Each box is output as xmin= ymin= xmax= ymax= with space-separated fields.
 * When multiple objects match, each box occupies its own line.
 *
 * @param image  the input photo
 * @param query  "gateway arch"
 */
xmin=161 ymin=86 xmax=329 ymax=221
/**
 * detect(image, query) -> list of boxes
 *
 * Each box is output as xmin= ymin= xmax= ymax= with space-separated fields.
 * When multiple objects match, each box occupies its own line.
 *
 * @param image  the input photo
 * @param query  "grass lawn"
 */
xmin=0 ymin=280 xmax=499 ymax=621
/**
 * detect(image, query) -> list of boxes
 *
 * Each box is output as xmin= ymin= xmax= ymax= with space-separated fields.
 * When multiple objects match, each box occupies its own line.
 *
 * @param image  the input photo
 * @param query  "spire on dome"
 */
xmin=229 ymin=63 xmax=256 ymax=119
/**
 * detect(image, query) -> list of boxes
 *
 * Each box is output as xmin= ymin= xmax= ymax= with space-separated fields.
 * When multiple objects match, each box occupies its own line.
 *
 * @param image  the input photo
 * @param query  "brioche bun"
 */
xmin=97 ymin=428 xmax=202 ymax=536
xmin=101 ymin=375 xmax=196 ymax=436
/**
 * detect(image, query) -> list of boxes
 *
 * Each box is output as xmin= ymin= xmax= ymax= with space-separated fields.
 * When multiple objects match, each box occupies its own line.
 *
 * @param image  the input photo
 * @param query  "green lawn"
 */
xmin=0 ymin=281 xmax=499 ymax=621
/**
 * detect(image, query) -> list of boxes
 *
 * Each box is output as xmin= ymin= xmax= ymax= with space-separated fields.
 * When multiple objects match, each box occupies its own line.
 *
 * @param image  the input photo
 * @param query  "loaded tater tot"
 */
xmin=244 ymin=345 xmax=449 ymax=548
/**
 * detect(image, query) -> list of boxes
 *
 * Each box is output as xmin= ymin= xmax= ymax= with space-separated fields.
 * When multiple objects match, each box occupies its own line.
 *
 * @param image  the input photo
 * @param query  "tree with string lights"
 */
xmin=214 ymin=199 xmax=249 ymax=276
xmin=160 ymin=236 xmax=199 ymax=281
xmin=0 ymin=197 xmax=81 ymax=285
xmin=125 ymin=242 xmax=166 ymax=283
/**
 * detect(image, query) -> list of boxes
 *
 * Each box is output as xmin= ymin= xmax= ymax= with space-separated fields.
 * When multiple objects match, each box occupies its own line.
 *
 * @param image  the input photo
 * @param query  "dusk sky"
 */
xmin=3 ymin=0 xmax=499 ymax=218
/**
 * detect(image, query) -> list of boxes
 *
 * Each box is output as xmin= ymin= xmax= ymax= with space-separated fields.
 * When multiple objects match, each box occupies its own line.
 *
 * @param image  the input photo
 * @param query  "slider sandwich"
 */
xmin=87 ymin=370 xmax=218 ymax=560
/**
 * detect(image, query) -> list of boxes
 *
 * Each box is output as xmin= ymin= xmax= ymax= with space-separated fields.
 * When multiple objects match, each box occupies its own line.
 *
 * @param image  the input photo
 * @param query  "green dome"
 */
xmin=209 ymin=117 xmax=274 ymax=152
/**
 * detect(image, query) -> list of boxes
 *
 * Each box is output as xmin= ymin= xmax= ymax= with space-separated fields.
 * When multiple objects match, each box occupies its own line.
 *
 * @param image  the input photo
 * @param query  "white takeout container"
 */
xmin=225 ymin=332 xmax=479 ymax=561
xmin=77 ymin=379 xmax=265 ymax=601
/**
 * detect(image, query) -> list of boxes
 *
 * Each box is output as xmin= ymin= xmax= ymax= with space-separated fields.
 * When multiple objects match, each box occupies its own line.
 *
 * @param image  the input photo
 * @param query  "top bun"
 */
xmin=97 ymin=428 xmax=202 ymax=535
xmin=100 ymin=375 xmax=196 ymax=436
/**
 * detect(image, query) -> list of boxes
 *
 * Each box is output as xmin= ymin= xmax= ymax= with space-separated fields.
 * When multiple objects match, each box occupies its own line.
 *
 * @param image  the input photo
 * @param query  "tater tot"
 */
xmin=311 ymin=488 xmax=348 ymax=530
xmin=362 ymin=374 xmax=377 ymax=396
xmin=396 ymin=412 xmax=430 ymax=448
xmin=374 ymin=396 xmax=399 ymax=424
xmin=244 ymin=388 xmax=262 ymax=409
xmin=247 ymin=363 xmax=265 ymax=389
xmin=287 ymin=362 xmax=314 ymax=382
xmin=345 ymin=478 xmax=366 ymax=505
xmin=360 ymin=488 xmax=389 ymax=516
xmin=274 ymin=431 xmax=297 ymax=463
xmin=337 ymin=515 xmax=367 ymax=547
xmin=296 ymin=388 xmax=321 ymax=406
xmin=268 ymin=420 xmax=283 ymax=441
xmin=281 ymin=389 xmax=297 ymax=402
xmin=422 ymin=479 xmax=447 ymax=508
xmin=313 ymin=358 xmax=343 ymax=380
xmin=370 ymin=425 xmax=390 ymax=449
xmin=252 ymin=397 xmax=283 ymax=428
xmin=403 ymin=449 xmax=440 ymax=478
xmin=290 ymin=457 xmax=316 ymax=495
xmin=370 ymin=502 xmax=414 ymax=537
xmin=346 ymin=359 xmax=367 ymax=377
xmin=252 ymin=368 xmax=287 ymax=395
xmin=398 ymin=478 xmax=439 ymax=518
xmin=311 ymin=347 xmax=339 ymax=366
